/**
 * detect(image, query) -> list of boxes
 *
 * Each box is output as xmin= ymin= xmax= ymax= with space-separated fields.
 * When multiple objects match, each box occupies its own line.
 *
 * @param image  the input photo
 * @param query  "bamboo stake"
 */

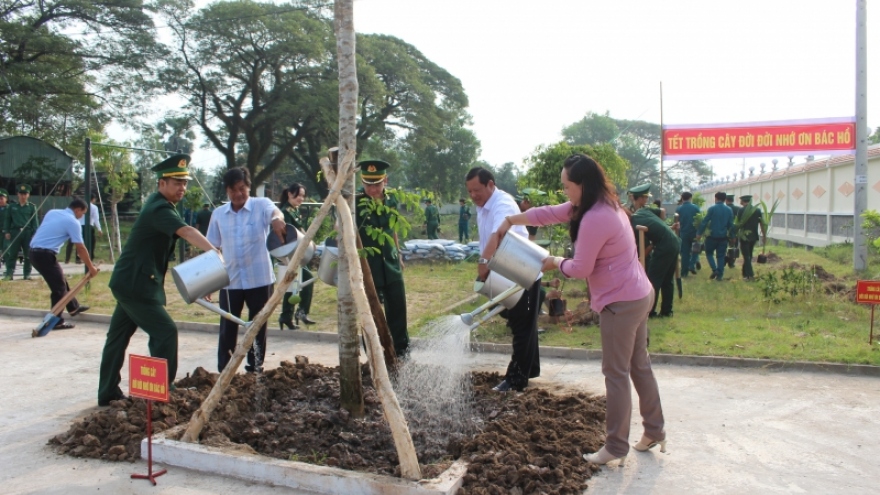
xmin=325 ymin=155 xmax=421 ymax=480
xmin=637 ymin=225 xmax=648 ymax=269
xmin=180 ymin=153 xmax=355 ymax=444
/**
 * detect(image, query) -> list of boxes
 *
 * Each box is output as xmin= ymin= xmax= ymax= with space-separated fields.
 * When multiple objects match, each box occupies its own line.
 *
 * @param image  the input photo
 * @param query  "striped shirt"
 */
xmin=207 ymin=197 xmax=282 ymax=290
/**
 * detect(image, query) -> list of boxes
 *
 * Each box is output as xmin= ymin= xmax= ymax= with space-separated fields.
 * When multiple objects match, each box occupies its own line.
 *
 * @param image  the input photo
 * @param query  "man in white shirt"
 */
xmin=465 ymin=167 xmax=542 ymax=392
xmin=207 ymin=167 xmax=286 ymax=373
xmin=65 ymin=194 xmax=102 ymax=263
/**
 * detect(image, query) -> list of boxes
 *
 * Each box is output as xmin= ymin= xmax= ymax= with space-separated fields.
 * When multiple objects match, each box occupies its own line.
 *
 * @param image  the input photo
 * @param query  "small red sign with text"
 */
xmin=129 ymin=355 xmax=169 ymax=402
xmin=856 ymin=280 xmax=880 ymax=305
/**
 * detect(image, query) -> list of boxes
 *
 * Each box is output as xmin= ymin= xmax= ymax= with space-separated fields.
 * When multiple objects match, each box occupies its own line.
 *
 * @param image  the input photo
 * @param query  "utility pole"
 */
xmin=854 ymin=0 xmax=868 ymax=272
xmin=84 ymin=138 xmax=92 ymax=274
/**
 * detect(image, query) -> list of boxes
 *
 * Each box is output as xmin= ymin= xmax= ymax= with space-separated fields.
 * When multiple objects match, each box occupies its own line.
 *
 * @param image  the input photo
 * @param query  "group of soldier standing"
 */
xmin=625 ymin=183 xmax=769 ymax=318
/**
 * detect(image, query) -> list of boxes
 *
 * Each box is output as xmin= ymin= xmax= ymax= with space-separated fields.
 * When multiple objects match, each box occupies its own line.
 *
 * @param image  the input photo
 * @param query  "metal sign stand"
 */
xmin=130 ymin=399 xmax=167 ymax=485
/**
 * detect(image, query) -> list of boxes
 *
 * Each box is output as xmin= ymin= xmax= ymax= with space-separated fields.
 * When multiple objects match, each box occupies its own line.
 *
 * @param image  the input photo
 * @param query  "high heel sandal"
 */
xmin=295 ymin=309 xmax=316 ymax=325
xmin=583 ymin=446 xmax=627 ymax=466
xmin=633 ymin=435 xmax=667 ymax=453
xmin=279 ymin=318 xmax=297 ymax=330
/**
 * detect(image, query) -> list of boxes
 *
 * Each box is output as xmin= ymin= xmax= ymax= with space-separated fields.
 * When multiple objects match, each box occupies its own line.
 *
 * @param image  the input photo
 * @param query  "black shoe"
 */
xmin=660 ymin=312 xmax=673 ymax=318
xmin=295 ymin=309 xmax=316 ymax=325
xmin=53 ymin=322 xmax=75 ymax=330
xmin=696 ymin=261 xmax=702 ymax=270
xmin=98 ymin=391 xmax=127 ymax=407
xmin=279 ymin=317 xmax=297 ymax=330
xmin=245 ymin=365 xmax=264 ymax=374
xmin=648 ymin=312 xmax=659 ymax=319
xmin=710 ymin=272 xmax=717 ymax=280
xmin=70 ymin=305 xmax=90 ymax=317
xmin=689 ymin=269 xmax=697 ymax=275
xmin=492 ymin=380 xmax=513 ymax=392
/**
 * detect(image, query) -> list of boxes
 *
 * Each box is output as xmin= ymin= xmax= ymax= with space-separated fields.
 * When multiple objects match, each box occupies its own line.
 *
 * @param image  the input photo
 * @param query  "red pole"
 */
xmin=871 ymin=305 xmax=875 ymax=345
xmin=131 ymin=399 xmax=167 ymax=484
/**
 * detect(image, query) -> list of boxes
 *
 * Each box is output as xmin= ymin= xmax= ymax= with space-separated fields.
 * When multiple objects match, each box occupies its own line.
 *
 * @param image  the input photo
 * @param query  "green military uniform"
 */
xmin=356 ymin=160 xmax=409 ymax=357
xmin=194 ymin=205 xmax=212 ymax=237
xmin=280 ymin=203 xmax=315 ymax=325
xmin=733 ymin=195 xmax=766 ymax=280
xmin=424 ymin=200 xmax=440 ymax=239
xmin=630 ymin=184 xmax=680 ymax=317
xmin=97 ymin=154 xmax=192 ymax=406
xmin=724 ymin=196 xmax=741 ymax=268
xmin=458 ymin=200 xmax=470 ymax=243
xmin=0 ymin=188 xmax=8 ymax=265
xmin=3 ymin=184 xmax=39 ymax=279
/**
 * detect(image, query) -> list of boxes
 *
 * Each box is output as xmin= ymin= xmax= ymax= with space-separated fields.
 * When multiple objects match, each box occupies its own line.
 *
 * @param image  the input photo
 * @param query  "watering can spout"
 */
xmin=460 ymin=313 xmax=474 ymax=326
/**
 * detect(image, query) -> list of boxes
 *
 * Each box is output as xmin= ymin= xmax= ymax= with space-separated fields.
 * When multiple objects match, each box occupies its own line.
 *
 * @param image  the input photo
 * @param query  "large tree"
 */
xmin=562 ymin=111 xmax=712 ymax=201
xmin=523 ymin=141 xmax=629 ymax=193
xmin=399 ymin=117 xmax=480 ymax=201
xmin=161 ymin=0 xmax=467 ymax=195
xmin=0 ymin=0 xmax=166 ymax=148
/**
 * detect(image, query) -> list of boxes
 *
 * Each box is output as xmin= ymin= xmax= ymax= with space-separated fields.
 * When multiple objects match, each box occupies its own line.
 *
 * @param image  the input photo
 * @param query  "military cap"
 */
xmin=17 ymin=184 xmax=31 ymax=194
xmin=514 ymin=194 xmax=524 ymax=203
xmin=740 ymin=195 xmax=753 ymax=202
xmin=358 ymin=160 xmax=390 ymax=185
xmin=424 ymin=198 xmax=432 ymax=203
xmin=152 ymin=153 xmax=192 ymax=180
xmin=0 ymin=188 xmax=8 ymax=197
xmin=628 ymin=183 xmax=651 ymax=198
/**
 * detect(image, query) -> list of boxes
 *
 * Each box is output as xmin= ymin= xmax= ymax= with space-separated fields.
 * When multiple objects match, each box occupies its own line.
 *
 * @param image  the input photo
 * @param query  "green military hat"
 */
xmin=740 ymin=195 xmax=753 ymax=202
xmin=424 ymin=198 xmax=432 ymax=203
xmin=16 ymin=184 xmax=31 ymax=194
xmin=0 ymin=188 xmax=8 ymax=197
xmin=358 ymin=160 xmax=390 ymax=185
xmin=628 ymin=183 xmax=651 ymax=198
xmin=152 ymin=153 xmax=192 ymax=180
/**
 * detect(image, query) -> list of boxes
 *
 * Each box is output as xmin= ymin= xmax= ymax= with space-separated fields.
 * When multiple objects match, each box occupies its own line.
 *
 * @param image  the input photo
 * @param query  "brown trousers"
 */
xmin=599 ymin=290 xmax=665 ymax=457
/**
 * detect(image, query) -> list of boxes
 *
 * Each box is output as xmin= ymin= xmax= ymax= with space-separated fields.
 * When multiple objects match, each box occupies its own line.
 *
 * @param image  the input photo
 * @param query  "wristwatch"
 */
xmin=477 ymin=258 xmax=489 ymax=265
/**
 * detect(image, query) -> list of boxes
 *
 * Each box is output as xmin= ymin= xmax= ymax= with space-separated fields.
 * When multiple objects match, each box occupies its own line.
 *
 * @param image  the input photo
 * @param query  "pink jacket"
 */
xmin=525 ymin=201 xmax=652 ymax=312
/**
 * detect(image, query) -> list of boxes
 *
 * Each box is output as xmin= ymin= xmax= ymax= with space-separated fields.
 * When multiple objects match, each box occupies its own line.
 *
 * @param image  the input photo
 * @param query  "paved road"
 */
xmin=1 ymin=314 xmax=878 ymax=494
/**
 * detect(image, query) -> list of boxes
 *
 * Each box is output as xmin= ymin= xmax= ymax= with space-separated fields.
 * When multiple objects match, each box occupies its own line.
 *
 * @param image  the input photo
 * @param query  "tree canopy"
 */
xmin=522 ymin=141 xmax=629 ymax=194
xmin=562 ymin=111 xmax=712 ymax=200
xmin=161 ymin=0 xmax=468 ymax=195
xmin=0 ymin=0 xmax=166 ymax=149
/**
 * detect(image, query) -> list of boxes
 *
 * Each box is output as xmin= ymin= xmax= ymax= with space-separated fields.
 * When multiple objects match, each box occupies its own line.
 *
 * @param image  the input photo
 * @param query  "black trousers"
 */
xmin=504 ymin=279 xmax=542 ymax=389
xmin=29 ymin=248 xmax=80 ymax=323
xmin=217 ymin=284 xmax=272 ymax=373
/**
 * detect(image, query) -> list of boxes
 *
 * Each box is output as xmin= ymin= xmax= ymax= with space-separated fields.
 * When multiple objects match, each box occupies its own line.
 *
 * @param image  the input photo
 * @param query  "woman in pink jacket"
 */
xmin=497 ymin=153 xmax=666 ymax=466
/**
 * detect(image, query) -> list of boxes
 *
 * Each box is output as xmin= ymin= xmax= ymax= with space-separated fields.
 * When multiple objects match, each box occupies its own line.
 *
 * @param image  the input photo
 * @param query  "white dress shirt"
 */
xmin=78 ymin=203 xmax=102 ymax=232
xmin=207 ymin=197 xmax=282 ymax=290
xmin=476 ymin=187 xmax=528 ymax=252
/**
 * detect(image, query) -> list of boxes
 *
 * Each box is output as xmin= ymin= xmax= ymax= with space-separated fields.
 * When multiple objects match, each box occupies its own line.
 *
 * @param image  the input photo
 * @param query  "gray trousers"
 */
xmin=599 ymin=290 xmax=665 ymax=457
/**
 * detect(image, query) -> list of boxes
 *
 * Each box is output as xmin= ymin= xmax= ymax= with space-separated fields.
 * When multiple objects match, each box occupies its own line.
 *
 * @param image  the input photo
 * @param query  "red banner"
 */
xmin=662 ymin=118 xmax=855 ymax=160
xmin=129 ymin=355 xmax=170 ymax=402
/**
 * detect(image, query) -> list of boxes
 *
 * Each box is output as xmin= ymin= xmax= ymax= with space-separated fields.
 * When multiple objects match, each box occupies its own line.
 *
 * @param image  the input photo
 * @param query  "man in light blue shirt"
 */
xmin=675 ymin=192 xmax=701 ymax=276
xmin=696 ymin=192 xmax=734 ymax=281
xmin=29 ymin=198 xmax=99 ymax=329
xmin=207 ymin=167 xmax=286 ymax=373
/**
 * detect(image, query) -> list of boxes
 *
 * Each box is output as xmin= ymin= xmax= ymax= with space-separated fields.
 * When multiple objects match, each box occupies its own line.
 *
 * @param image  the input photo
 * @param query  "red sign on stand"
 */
xmin=129 ymin=354 xmax=169 ymax=485
xmin=129 ymin=355 xmax=169 ymax=402
xmin=856 ymin=281 xmax=880 ymax=345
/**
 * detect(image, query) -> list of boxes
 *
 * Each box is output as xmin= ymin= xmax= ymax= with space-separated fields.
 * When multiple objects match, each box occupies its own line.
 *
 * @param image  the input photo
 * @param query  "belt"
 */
xmin=30 ymin=248 xmax=57 ymax=254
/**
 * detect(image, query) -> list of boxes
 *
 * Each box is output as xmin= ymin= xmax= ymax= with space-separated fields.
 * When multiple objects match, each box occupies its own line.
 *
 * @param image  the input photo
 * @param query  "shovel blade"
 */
xmin=33 ymin=314 xmax=60 ymax=338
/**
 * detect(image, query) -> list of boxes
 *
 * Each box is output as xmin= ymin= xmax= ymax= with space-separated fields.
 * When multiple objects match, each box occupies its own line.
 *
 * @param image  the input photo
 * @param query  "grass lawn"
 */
xmin=4 ymin=214 xmax=879 ymax=365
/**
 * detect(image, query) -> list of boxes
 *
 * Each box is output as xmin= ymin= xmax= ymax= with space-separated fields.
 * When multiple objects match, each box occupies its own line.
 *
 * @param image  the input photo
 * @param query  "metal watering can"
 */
xmin=171 ymin=250 xmax=250 ymax=327
xmin=460 ymin=272 xmax=524 ymax=330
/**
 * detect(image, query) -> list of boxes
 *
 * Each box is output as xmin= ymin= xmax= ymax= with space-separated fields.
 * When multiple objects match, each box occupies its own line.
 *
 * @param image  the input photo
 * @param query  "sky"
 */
xmin=351 ymin=0 xmax=878 ymax=181
xmin=117 ymin=0 xmax=878 ymax=185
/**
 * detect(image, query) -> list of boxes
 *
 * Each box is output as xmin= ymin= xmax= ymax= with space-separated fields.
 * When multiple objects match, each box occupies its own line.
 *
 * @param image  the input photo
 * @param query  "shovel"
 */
xmin=675 ymin=257 xmax=683 ymax=299
xmin=636 ymin=225 xmax=648 ymax=269
xmin=32 ymin=272 xmax=95 ymax=338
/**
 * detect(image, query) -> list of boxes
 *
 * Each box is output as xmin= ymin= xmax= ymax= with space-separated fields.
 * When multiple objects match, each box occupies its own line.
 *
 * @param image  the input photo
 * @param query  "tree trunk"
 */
xmin=180 ymin=164 xmax=353 ymax=444
xmin=334 ymin=0 xmax=364 ymax=419
xmin=111 ymin=201 xmax=122 ymax=258
xmin=326 ymin=155 xmax=421 ymax=481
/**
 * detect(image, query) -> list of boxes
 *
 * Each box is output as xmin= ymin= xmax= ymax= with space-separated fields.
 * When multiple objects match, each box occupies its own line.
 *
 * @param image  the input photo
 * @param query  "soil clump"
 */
xmin=50 ymin=357 xmax=606 ymax=494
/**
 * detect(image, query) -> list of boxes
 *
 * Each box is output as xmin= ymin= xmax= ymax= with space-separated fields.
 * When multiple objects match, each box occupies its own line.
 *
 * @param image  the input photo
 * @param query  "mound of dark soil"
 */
xmin=782 ymin=262 xmax=837 ymax=281
xmin=50 ymin=357 xmax=606 ymax=494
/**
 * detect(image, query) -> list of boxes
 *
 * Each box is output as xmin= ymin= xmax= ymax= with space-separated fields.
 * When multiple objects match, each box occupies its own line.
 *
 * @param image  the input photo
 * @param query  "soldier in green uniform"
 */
xmin=424 ymin=198 xmax=440 ymax=239
xmin=629 ymin=184 xmax=680 ymax=317
xmin=724 ymin=194 xmax=741 ymax=268
xmin=0 ymin=188 xmax=8 ymax=265
xmin=278 ymin=182 xmax=317 ymax=329
xmin=3 ymin=184 xmax=40 ymax=280
xmin=356 ymin=160 xmax=409 ymax=357
xmin=458 ymin=198 xmax=470 ymax=243
xmin=733 ymin=195 xmax=766 ymax=281
xmin=97 ymin=154 xmax=219 ymax=406
xmin=194 ymin=203 xmax=212 ymax=237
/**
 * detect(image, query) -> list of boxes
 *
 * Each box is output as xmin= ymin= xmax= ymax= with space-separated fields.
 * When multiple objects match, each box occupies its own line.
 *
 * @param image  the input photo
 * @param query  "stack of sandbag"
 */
xmin=400 ymin=239 xmax=481 ymax=262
